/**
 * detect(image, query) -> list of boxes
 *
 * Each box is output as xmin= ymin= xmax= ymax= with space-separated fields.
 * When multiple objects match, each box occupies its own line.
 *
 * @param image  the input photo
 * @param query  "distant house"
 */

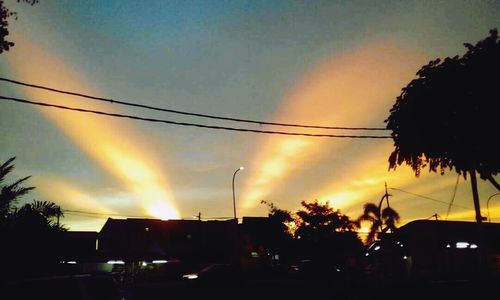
xmin=364 ymin=220 xmax=500 ymax=281
xmin=98 ymin=218 xmax=237 ymax=264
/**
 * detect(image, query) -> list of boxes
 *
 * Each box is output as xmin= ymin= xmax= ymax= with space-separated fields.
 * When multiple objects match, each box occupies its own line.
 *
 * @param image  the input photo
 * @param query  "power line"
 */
xmin=446 ymin=175 xmax=460 ymax=220
xmin=0 ymin=76 xmax=388 ymax=131
xmin=64 ymin=209 xmax=149 ymax=219
xmin=64 ymin=209 xmax=236 ymax=221
xmin=64 ymin=212 xmax=110 ymax=219
xmin=0 ymin=95 xmax=392 ymax=139
xmin=389 ymin=187 xmax=471 ymax=210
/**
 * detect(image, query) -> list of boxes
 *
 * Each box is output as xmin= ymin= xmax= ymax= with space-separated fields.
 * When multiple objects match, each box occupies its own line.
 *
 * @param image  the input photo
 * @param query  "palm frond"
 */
xmin=381 ymin=207 xmax=400 ymax=232
xmin=0 ymin=157 xmax=16 ymax=184
xmin=363 ymin=203 xmax=381 ymax=218
xmin=30 ymin=200 xmax=63 ymax=218
xmin=382 ymin=207 xmax=401 ymax=222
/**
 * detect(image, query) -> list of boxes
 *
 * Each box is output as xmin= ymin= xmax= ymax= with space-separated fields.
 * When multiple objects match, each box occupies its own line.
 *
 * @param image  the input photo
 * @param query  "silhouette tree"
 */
xmin=0 ymin=157 xmax=66 ymax=280
xmin=386 ymin=29 xmax=500 ymax=222
xmin=1 ymin=0 xmax=38 ymax=53
xmin=1 ymin=158 xmax=63 ymax=222
xmin=261 ymin=200 xmax=294 ymax=237
xmin=293 ymin=200 xmax=362 ymax=268
xmin=5 ymin=200 xmax=66 ymax=280
xmin=0 ymin=157 xmax=34 ymax=217
xmin=260 ymin=200 xmax=295 ymax=262
xmin=357 ymin=185 xmax=401 ymax=244
xmin=10 ymin=200 xmax=64 ymax=231
xmin=357 ymin=202 xmax=400 ymax=245
xmin=295 ymin=200 xmax=356 ymax=242
xmin=18 ymin=200 xmax=64 ymax=227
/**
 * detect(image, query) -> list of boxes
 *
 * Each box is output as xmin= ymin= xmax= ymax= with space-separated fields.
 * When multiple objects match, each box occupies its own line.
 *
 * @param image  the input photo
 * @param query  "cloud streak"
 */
xmin=6 ymin=38 xmax=180 ymax=221
xmin=240 ymin=41 xmax=426 ymax=214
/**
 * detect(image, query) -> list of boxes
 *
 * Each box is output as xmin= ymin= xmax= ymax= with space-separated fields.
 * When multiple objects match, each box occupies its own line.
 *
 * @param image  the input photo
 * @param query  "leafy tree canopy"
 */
xmin=0 ymin=157 xmax=64 ymax=230
xmin=295 ymin=200 xmax=356 ymax=242
xmin=386 ymin=29 xmax=500 ymax=189
xmin=1 ymin=0 xmax=38 ymax=53
xmin=0 ymin=156 xmax=34 ymax=217
xmin=0 ymin=156 xmax=65 ymax=280
xmin=261 ymin=200 xmax=294 ymax=238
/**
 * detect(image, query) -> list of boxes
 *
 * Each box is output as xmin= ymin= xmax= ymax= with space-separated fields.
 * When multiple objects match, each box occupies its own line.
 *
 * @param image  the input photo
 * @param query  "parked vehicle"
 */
xmin=288 ymin=259 xmax=343 ymax=280
xmin=182 ymin=263 xmax=239 ymax=285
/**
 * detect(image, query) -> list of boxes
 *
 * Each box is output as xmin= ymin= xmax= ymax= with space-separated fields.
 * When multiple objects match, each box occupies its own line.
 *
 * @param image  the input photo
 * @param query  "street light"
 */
xmin=232 ymin=166 xmax=244 ymax=221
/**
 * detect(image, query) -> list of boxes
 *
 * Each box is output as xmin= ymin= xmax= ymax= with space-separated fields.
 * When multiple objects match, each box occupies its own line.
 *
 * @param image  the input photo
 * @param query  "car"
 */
xmin=288 ymin=259 xmax=342 ymax=280
xmin=182 ymin=263 xmax=238 ymax=284
xmin=5 ymin=273 xmax=126 ymax=300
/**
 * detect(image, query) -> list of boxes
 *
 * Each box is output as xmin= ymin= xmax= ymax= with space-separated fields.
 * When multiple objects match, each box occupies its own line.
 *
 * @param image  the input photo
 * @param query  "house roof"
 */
xmin=396 ymin=219 xmax=500 ymax=249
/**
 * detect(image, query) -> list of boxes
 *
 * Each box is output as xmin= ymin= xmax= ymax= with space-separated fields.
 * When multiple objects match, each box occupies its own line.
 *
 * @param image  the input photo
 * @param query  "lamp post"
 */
xmin=232 ymin=166 xmax=244 ymax=221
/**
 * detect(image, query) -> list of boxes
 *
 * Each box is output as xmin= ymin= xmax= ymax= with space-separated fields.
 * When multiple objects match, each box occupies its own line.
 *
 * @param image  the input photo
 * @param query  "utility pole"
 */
xmin=376 ymin=182 xmax=393 ymax=233
xmin=470 ymin=170 xmax=485 ymax=223
xmin=378 ymin=182 xmax=392 ymax=214
xmin=385 ymin=182 xmax=390 ymax=208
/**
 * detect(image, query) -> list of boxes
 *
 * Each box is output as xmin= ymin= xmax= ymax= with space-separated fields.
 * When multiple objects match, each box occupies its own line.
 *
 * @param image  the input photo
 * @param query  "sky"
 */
xmin=0 ymin=0 xmax=499 ymax=231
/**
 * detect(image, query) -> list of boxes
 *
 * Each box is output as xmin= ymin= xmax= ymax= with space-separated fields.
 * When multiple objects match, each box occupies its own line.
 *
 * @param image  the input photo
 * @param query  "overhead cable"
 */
xmin=0 ymin=76 xmax=388 ymax=131
xmin=445 ymin=175 xmax=460 ymax=220
xmin=64 ymin=209 xmax=235 ymax=220
xmin=0 ymin=95 xmax=392 ymax=139
xmin=64 ymin=209 xmax=148 ymax=219
xmin=389 ymin=187 xmax=471 ymax=210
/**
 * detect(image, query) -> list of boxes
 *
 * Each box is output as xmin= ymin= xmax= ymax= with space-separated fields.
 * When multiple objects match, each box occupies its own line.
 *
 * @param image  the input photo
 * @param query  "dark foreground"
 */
xmin=128 ymin=277 xmax=497 ymax=300
xmin=4 ymin=269 xmax=498 ymax=300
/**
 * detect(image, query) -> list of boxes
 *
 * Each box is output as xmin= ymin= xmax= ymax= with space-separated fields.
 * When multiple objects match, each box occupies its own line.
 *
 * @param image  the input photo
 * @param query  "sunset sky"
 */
xmin=1 ymin=0 xmax=499 ymax=231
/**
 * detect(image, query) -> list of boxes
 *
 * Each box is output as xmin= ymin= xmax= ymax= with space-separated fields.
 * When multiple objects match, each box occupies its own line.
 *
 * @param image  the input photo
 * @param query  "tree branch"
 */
xmin=487 ymin=174 xmax=500 ymax=191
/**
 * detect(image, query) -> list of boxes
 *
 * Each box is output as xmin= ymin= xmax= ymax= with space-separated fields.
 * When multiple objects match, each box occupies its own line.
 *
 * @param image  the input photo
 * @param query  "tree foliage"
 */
xmin=0 ymin=0 xmax=38 ymax=53
xmin=1 ymin=157 xmax=64 ymax=228
xmin=261 ymin=200 xmax=362 ymax=264
xmin=295 ymin=200 xmax=356 ymax=241
xmin=0 ymin=157 xmax=34 ymax=216
xmin=293 ymin=200 xmax=361 ymax=265
xmin=0 ymin=156 xmax=65 ymax=280
xmin=386 ymin=29 xmax=500 ymax=189
xmin=261 ymin=200 xmax=294 ymax=238
xmin=357 ymin=202 xmax=400 ymax=245
xmin=15 ymin=200 xmax=63 ymax=227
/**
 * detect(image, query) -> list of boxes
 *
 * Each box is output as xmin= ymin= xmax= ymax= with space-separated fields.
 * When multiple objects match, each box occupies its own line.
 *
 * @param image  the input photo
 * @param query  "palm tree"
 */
xmin=0 ymin=157 xmax=66 ymax=281
xmin=27 ymin=200 xmax=63 ymax=227
xmin=357 ymin=202 xmax=383 ymax=245
xmin=14 ymin=200 xmax=65 ymax=230
xmin=0 ymin=157 xmax=35 ymax=218
xmin=0 ymin=157 xmax=64 ymax=229
xmin=357 ymin=185 xmax=400 ymax=244
xmin=381 ymin=206 xmax=400 ymax=233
